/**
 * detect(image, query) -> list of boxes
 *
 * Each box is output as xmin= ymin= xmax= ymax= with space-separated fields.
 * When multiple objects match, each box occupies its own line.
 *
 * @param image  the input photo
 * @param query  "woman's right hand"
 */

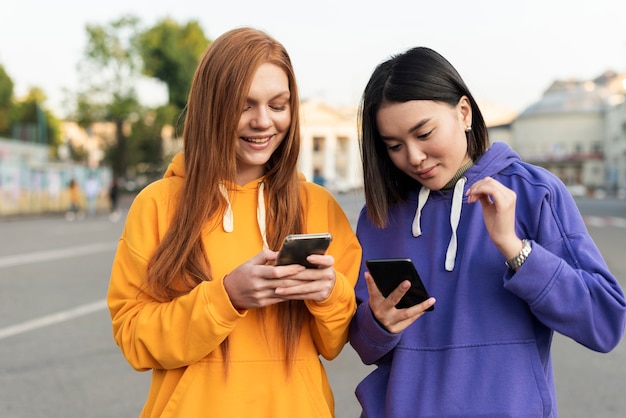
xmin=223 ymin=249 xmax=306 ymax=310
xmin=364 ymin=271 xmax=435 ymax=334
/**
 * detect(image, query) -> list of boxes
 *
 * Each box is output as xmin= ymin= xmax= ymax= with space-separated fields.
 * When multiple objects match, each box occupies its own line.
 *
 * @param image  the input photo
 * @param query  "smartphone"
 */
xmin=275 ymin=233 xmax=333 ymax=268
xmin=366 ymin=258 xmax=434 ymax=310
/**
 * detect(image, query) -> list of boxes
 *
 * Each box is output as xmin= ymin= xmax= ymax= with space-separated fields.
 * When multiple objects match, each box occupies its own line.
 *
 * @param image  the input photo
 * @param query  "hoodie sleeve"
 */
xmin=349 ymin=208 xmax=403 ymax=365
xmin=302 ymin=186 xmax=362 ymax=360
xmin=107 ymin=182 xmax=245 ymax=371
xmin=503 ymin=174 xmax=626 ymax=353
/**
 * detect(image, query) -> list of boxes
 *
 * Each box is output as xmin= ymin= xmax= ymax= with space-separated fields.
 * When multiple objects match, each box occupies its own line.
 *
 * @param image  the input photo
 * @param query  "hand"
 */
xmin=465 ymin=176 xmax=524 ymax=260
xmin=223 ymin=249 xmax=306 ymax=310
xmin=364 ymin=272 xmax=435 ymax=334
xmin=274 ymin=254 xmax=337 ymax=302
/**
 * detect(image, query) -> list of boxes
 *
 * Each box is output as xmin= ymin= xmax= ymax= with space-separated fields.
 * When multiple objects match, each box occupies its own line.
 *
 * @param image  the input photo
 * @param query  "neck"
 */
xmin=441 ymin=158 xmax=474 ymax=193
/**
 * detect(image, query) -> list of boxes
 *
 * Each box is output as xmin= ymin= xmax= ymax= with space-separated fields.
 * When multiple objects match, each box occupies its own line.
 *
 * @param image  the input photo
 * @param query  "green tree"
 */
xmin=105 ymin=104 xmax=180 ymax=179
xmin=74 ymin=15 xmax=209 ymax=181
xmin=138 ymin=18 xmax=209 ymax=112
xmin=74 ymin=15 xmax=143 ymax=178
xmin=0 ymin=64 xmax=14 ymax=136
xmin=10 ymin=87 xmax=61 ymax=148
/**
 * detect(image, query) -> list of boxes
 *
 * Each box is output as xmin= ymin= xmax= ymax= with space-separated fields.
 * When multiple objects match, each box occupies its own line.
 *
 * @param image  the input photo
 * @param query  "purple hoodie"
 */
xmin=349 ymin=142 xmax=626 ymax=417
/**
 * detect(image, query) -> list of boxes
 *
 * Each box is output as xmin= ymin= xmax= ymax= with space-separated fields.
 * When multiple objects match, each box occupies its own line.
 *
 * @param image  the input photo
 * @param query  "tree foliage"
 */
xmin=0 ymin=77 xmax=61 ymax=148
xmin=0 ymin=64 xmax=14 ymax=135
xmin=73 ymin=15 xmax=209 ymax=179
xmin=11 ymin=88 xmax=61 ymax=147
xmin=74 ymin=15 xmax=143 ymax=177
xmin=138 ymin=18 xmax=209 ymax=113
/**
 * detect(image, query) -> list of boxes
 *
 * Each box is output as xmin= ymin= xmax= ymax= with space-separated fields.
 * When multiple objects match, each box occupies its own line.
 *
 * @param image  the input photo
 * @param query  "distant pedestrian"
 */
xmin=65 ymin=179 xmax=83 ymax=221
xmin=84 ymin=174 xmax=100 ymax=217
xmin=108 ymin=178 xmax=121 ymax=222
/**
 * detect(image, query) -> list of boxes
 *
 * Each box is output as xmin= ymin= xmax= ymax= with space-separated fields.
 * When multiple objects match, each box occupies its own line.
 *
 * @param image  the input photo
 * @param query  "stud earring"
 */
xmin=465 ymin=126 xmax=472 ymax=133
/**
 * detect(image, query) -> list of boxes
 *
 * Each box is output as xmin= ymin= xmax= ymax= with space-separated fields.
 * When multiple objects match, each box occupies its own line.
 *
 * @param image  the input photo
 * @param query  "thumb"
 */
xmin=251 ymin=249 xmax=278 ymax=265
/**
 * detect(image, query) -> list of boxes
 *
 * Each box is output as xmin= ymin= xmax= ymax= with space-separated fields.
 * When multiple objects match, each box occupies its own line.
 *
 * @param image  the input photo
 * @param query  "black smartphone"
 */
xmin=366 ymin=258 xmax=433 ymax=310
xmin=275 ymin=233 xmax=333 ymax=268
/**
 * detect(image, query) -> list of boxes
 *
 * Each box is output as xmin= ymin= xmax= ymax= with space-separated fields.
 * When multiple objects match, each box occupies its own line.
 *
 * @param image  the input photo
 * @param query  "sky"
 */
xmin=1 ymin=0 xmax=626 ymax=119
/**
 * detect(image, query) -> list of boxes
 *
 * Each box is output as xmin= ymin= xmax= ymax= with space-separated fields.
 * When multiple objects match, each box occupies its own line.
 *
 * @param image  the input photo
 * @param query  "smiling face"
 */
xmin=376 ymin=97 xmax=473 ymax=191
xmin=235 ymin=62 xmax=292 ymax=185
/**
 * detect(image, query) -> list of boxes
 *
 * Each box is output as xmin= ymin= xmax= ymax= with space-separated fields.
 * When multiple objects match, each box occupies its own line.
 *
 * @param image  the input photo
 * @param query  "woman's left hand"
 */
xmin=273 ymin=254 xmax=336 ymax=302
xmin=465 ymin=176 xmax=524 ymax=260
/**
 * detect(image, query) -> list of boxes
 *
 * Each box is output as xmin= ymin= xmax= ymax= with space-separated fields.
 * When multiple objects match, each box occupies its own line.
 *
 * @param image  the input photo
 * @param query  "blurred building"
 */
xmin=60 ymin=121 xmax=115 ymax=168
xmin=5 ymin=69 xmax=626 ymax=217
xmin=479 ymin=100 xmax=518 ymax=145
xmin=299 ymin=100 xmax=362 ymax=193
xmin=491 ymin=71 xmax=626 ymax=197
xmin=0 ymin=121 xmax=114 ymax=216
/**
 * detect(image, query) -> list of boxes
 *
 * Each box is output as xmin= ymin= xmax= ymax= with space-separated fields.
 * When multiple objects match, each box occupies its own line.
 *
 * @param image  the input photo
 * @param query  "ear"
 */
xmin=457 ymin=96 xmax=472 ymax=127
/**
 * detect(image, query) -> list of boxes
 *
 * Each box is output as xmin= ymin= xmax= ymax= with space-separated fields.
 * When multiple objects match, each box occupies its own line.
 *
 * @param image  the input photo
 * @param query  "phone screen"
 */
xmin=366 ymin=258 xmax=433 ymax=310
xmin=275 ymin=233 xmax=332 ymax=268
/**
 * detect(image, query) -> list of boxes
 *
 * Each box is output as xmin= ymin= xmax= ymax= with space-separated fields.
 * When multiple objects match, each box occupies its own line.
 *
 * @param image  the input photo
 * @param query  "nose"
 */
xmin=407 ymin=143 xmax=426 ymax=167
xmin=250 ymin=107 xmax=271 ymax=129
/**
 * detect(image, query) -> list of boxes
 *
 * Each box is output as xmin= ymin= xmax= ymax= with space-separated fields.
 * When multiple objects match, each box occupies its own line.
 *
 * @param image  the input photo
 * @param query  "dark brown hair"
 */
xmin=359 ymin=46 xmax=489 ymax=227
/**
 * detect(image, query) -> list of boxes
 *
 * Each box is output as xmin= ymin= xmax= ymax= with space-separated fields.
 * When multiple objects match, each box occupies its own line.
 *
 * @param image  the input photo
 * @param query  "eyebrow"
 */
xmin=246 ymin=91 xmax=291 ymax=104
xmin=380 ymin=117 xmax=431 ymax=141
xmin=407 ymin=118 xmax=430 ymax=134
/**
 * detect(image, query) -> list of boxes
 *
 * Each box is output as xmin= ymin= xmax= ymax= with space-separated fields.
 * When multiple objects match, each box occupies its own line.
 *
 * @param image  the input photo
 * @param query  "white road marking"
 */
xmin=0 ymin=299 xmax=107 ymax=340
xmin=0 ymin=242 xmax=116 ymax=339
xmin=0 ymin=242 xmax=117 ymax=269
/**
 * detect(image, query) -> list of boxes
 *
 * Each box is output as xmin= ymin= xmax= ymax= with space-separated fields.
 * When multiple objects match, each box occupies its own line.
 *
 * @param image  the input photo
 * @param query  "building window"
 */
xmin=337 ymin=136 xmax=348 ymax=152
xmin=591 ymin=143 xmax=603 ymax=154
xmin=313 ymin=137 xmax=325 ymax=153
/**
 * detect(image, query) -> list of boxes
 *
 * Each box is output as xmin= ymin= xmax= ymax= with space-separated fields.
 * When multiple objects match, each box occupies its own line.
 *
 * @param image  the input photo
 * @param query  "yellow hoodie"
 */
xmin=107 ymin=153 xmax=362 ymax=418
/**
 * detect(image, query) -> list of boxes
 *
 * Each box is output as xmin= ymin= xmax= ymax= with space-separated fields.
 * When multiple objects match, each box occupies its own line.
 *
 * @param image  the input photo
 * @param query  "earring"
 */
xmin=465 ymin=126 xmax=472 ymax=133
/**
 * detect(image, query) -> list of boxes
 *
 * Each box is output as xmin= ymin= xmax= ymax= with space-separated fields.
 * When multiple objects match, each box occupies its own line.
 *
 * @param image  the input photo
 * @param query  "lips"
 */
xmin=416 ymin=166 xmax=436 ymax=177
xmin=241 ymin=137 xmax=270 ymax=144
xmin=240 ymin=135 xmax=273 ymax=144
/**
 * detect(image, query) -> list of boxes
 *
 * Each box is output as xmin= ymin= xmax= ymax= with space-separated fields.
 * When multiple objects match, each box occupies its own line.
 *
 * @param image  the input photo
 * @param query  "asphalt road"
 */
xmin=0 ymin=190 xmax=624 ymax=417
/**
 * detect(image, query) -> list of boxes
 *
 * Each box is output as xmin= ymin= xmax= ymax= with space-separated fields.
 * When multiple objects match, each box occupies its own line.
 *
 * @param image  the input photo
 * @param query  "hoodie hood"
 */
xmin=411 ymin=142 xmax=520 ymax=271
xmin=162 ymin=152 xmax=308 ymax=250
xmin=164 ymin=152 xmax=186 ymax=179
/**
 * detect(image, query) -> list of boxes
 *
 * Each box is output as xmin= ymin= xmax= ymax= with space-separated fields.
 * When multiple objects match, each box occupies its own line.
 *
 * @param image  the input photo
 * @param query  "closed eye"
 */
xmin=417 ymin=129 xmax=433 ymax=140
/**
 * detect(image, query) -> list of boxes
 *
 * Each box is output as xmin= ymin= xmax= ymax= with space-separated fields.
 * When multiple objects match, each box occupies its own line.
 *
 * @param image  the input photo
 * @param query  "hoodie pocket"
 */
xmin=357 ymin=339 xmax=553 ymax=417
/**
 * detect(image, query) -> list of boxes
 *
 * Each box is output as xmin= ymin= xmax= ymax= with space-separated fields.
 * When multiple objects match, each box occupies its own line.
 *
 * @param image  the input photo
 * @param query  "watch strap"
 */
xmin=505 ymin=239 xmax=532 ymax=270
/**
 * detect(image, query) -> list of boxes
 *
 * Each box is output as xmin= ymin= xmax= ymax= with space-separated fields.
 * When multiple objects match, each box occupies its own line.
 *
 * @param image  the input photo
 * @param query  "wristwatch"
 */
xmin=505 ymin=239 xmax=532 ymax=270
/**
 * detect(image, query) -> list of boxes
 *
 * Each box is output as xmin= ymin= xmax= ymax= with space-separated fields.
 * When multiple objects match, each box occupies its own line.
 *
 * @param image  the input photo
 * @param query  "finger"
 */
xmin=406 ymin=297 xmax=437 ymax=313
xmin=479 ymin=194 xmax=495 ymax=208
xmin=263 ymin=265 xmax=306 ymax=280
xmin=250 ymin=249 xmax=278 ymax=266
xmin=364 ymin=272 xmax=384 ymax=300
xmin=274 ymin=279 xmax=329 ymax=297
xmin=275 ymin=284 xmax=320 ymax=297
xmin=305 ymin=254 xmax=335 ymax=269
xmin=263 ymin=248 xmax=279 ymax=263
xmin=386 ymin=280 xmax=411 ymax=308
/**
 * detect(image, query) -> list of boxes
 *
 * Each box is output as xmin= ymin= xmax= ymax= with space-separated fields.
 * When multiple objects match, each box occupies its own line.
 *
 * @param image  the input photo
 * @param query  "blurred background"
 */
xmin=1 ymin=1 xmax=625 ymax=417
xmin=1 ymin=0 xmax=626 ymax=215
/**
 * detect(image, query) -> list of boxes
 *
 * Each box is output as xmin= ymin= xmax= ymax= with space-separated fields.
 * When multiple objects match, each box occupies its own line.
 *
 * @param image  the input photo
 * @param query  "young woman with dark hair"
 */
xmin=350 ymin=46 xmax=625 ymax=417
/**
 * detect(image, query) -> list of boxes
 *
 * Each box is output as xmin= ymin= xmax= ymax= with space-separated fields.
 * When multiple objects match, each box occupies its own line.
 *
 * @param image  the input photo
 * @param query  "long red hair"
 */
xmin=146 ymin=27 xmax=307 ymax=364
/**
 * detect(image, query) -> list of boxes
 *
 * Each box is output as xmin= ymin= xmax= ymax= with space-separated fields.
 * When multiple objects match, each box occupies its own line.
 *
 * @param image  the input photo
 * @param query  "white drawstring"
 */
xmin=257 ymin=181 xmax=268 ymax=249
xmin=218 ymin=183 xmax=234 ymax=233
xmin=412 ymin=187 xmax=431 ymax=237
xmin=445 ymin=177 xmax=466 ymax=271
xmin=219 ymin=181 xmax=268 ymax=249
xmin=411 ymin=177 xmax=466 ymax=271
